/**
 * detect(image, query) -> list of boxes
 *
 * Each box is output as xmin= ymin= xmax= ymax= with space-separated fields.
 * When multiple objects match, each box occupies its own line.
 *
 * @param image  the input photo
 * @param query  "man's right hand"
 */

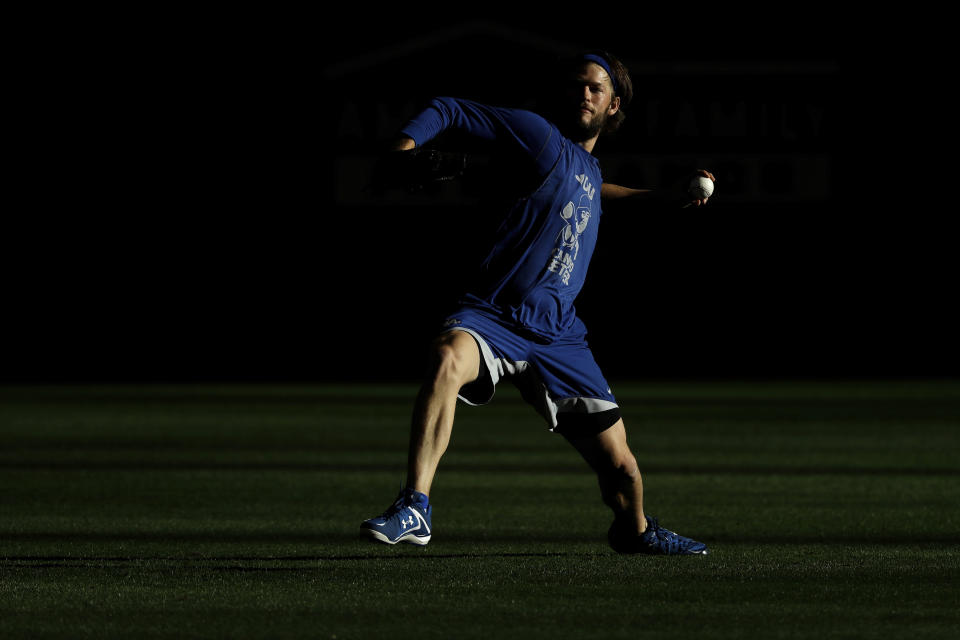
xmin=391 ymin=136 xmax=416 ymax=152
xmin=371 ymin=145 xmax=467 ymax=194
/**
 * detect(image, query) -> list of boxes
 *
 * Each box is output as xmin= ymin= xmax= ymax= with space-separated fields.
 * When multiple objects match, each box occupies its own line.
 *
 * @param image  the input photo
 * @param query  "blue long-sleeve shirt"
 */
xmin=401 ymin=97 xmax=604 ymax=342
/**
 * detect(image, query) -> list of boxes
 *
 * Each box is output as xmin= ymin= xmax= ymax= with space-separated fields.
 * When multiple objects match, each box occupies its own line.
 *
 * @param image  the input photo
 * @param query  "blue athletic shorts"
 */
xmin=441 ymin=307 xmax=620 ymax=436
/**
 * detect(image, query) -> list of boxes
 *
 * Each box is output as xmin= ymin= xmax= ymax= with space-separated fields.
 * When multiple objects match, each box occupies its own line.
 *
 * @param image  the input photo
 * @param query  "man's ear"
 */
xmin=608 ymin=95 xmax=621 ymax=116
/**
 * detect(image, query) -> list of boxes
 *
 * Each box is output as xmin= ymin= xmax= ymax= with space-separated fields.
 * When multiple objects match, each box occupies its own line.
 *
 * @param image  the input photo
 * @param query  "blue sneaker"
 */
xmin=608 ymin=515 xmax=708 ymax=555
xmin=360 ymin=489 xmax=432 ymax=546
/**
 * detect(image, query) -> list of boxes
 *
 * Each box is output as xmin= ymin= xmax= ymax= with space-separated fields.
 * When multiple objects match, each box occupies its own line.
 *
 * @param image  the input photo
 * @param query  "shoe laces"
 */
xmin=645 ymin=516 xmax=682 ymax=553
xmin=379 ymin=493 xmax=408 ymax=518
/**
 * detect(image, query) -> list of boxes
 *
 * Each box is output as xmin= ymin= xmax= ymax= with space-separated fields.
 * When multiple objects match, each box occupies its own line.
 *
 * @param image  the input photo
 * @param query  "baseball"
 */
xmin=688 ymin=175 xmax=715 ymax=200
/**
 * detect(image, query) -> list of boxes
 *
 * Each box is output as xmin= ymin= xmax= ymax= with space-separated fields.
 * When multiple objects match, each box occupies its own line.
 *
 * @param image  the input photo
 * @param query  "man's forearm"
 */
xmin=600 ymin=183 xmax=655 ymax=200
xmin=603 ymin=170 xmax=716 ymax=208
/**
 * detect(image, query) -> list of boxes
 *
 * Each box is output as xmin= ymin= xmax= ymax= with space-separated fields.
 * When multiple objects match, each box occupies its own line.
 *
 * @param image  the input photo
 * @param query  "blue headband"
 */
xmin=582 ymin=54 xmax=619 ymax=94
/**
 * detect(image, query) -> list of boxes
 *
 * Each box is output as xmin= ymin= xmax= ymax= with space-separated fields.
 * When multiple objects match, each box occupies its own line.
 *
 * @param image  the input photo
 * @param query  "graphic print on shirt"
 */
xmin=547 ymin=173 xmax=595 ymax=285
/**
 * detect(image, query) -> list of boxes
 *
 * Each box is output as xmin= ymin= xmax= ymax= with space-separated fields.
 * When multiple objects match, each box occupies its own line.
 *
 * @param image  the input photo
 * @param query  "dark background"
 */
xmin=5 ymin=14 xmax=954 ymax=383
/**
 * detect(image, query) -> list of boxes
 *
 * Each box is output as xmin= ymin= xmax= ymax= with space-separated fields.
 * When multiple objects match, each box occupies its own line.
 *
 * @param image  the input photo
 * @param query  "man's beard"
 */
xmin=564 ymin=110 xmax=606 ymax=142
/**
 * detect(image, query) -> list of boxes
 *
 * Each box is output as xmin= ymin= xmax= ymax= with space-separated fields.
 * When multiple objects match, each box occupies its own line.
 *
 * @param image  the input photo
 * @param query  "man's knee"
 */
xmin=565 ymin=419 xmax=639 ymax=484
xmin=596 ymin=453 xmax=640 ymax=507
xmin=428 ymin=330 xmax=480 ymax=387
xmin=610 ymin=454 xmax=640 ymax=483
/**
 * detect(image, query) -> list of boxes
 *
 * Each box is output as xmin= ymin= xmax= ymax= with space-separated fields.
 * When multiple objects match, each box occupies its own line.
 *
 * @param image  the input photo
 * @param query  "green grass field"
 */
xmin=1 ymin=381 xmax=958 ymax=639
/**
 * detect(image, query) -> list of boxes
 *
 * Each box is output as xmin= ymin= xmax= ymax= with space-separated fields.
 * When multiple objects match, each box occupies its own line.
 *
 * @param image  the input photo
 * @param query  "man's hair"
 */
xmin=542 ymin=49 xmax=634 ymax=136
xmin=578 ymin=49 xmax=633 ymax=134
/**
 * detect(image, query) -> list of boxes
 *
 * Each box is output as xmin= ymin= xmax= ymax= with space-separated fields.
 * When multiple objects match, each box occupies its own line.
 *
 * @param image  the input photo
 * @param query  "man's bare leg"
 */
xmin=565 ymin=417 xmax=709 ymax=554
xmin=405 ymin=329 xmax=480 ymax=497
xmin=563 ymin=419 xmax=647 ymax=534
xmin=360 ymin=330 xmax=479 ymax=545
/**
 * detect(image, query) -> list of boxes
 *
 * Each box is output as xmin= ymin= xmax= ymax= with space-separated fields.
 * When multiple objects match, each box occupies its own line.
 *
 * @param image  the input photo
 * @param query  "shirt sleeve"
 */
xmin=399 ymin=97 xmax=563 ymax=178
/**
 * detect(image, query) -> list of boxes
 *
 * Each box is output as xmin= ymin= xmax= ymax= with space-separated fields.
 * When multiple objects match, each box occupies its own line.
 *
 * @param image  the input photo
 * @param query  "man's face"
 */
xmin=562 ymin=62 xmax=620 ymax=141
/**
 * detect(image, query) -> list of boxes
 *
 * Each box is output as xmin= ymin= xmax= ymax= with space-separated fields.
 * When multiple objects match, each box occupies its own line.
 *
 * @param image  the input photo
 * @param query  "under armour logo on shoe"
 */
xmin=401 ymin=515 xmax=414 ymax=528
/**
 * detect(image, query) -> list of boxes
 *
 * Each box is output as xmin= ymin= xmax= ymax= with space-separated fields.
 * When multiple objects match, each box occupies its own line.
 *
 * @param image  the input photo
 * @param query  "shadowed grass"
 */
xmin=0 ymin=381 xmax=958 ymax=638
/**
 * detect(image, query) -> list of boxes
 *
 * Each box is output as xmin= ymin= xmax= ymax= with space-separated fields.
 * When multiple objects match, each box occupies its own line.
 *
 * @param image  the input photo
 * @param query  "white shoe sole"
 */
xmin=362 ymin=527 xmax=431 ymax=546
